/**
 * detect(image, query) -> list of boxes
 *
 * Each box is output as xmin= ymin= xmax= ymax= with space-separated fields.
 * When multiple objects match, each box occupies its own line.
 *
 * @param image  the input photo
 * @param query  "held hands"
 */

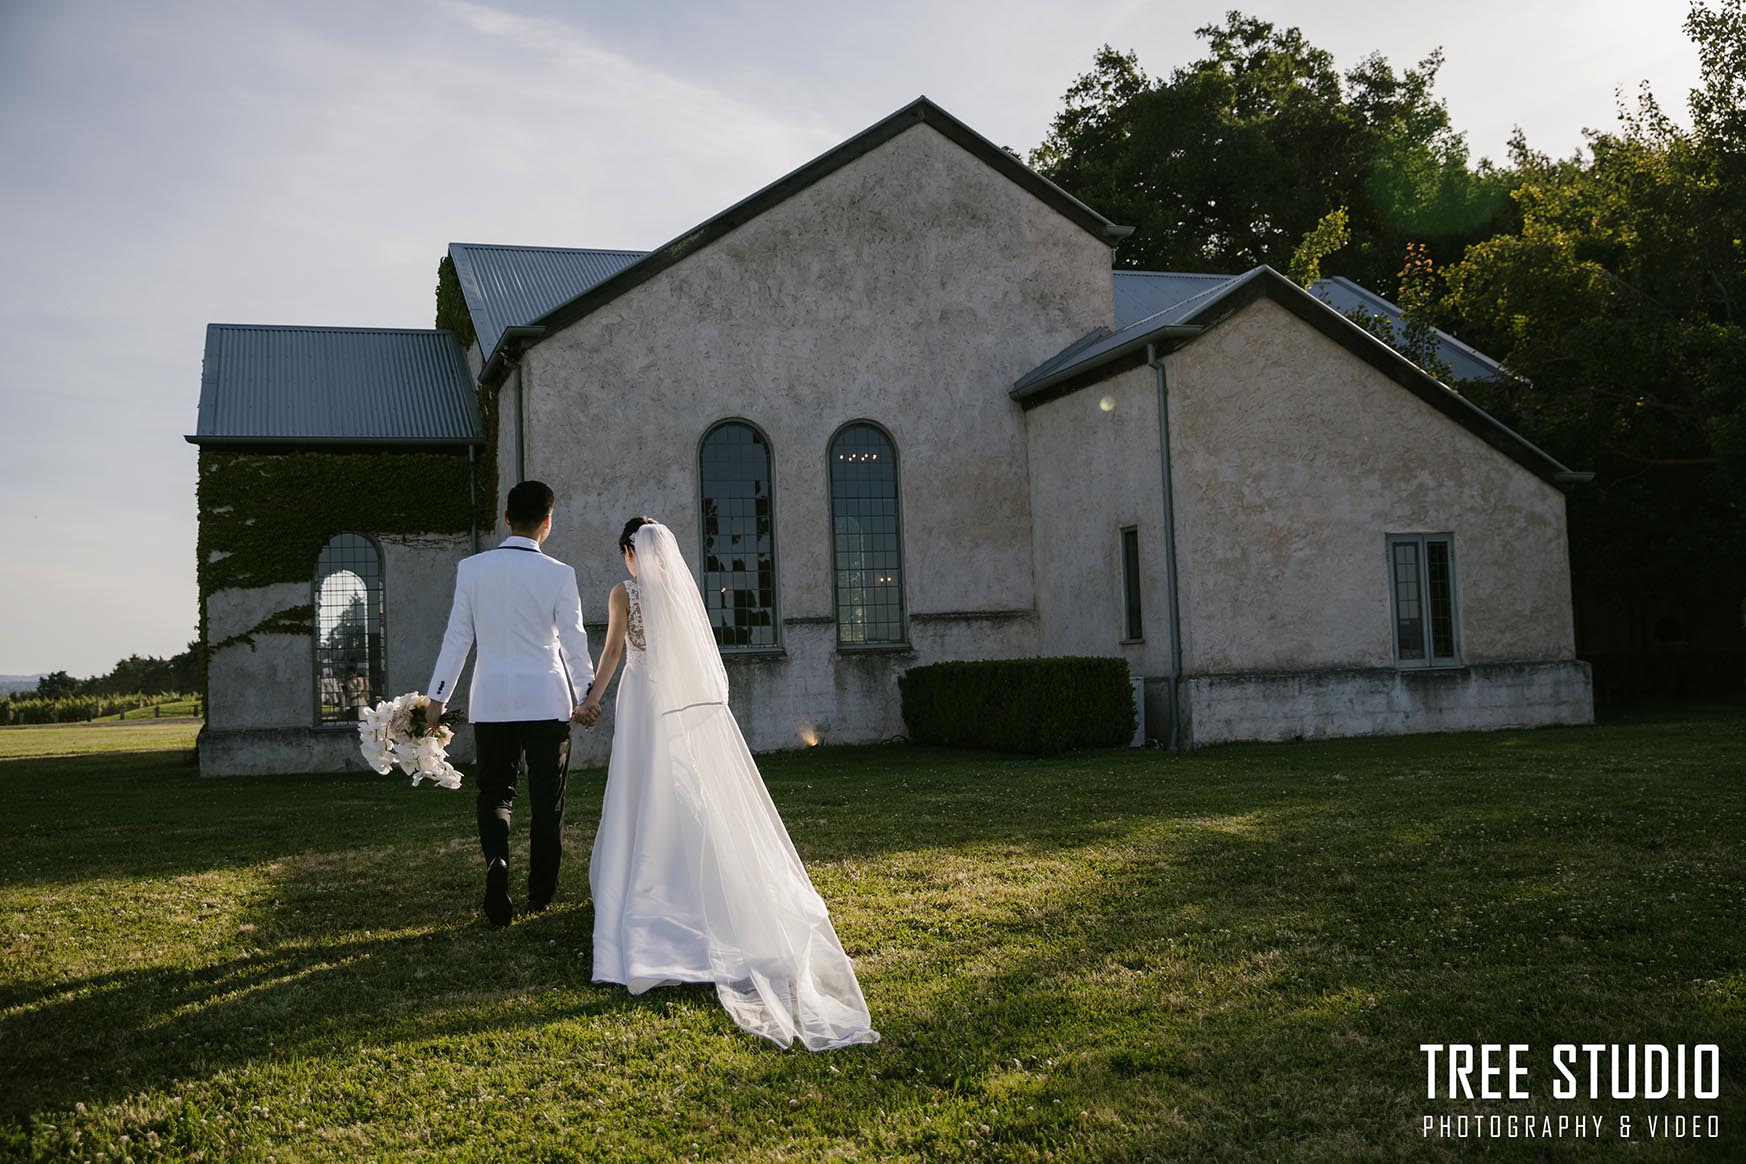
xmin=571 ymin=683 xmax=602 ymax=728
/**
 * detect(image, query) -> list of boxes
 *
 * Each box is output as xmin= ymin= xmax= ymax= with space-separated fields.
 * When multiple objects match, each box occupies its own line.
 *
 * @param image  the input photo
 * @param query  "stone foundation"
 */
xmin=197 ymin=723 xmax=479 ymax=778
xmin=1176 ymin=658 xmax=1594 ymax=747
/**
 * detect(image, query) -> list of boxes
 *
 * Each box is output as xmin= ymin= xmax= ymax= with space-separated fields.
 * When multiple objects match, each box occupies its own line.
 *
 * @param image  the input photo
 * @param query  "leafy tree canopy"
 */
xmin=1444 ymin=0 xmax=1746 ymax=603
xmin=28 ymin=644 xmax=200 ymax=700
xmin=1030 ymin=11 xmax=1513 ymax=289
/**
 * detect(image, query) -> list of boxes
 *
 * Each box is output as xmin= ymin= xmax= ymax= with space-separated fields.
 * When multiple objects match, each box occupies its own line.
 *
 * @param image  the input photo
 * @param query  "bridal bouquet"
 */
xmin=358 ymin=692 xmax=466 ymax=789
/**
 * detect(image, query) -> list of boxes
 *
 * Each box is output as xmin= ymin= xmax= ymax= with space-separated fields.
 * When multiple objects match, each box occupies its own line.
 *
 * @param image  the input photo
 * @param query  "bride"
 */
xmin=575 ymin=516 xmax=881 ymax=1051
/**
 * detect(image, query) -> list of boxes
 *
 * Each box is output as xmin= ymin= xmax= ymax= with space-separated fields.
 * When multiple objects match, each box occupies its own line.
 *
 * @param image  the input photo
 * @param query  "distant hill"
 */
xmin=0 ymin=675 xmax=45 ymax=696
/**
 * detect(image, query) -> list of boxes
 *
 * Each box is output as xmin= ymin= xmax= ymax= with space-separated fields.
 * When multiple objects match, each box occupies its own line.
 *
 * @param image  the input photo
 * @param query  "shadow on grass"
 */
xmin=3 ymin=716 xmax=1743 ymax=1159
xmin=9 ymin=712 xmax=1739 ymax=888
xmin=0 ymin=741 xmax=1321 ymax=888
xmin=0 ymin=873 xmax=737 ymax=1121
xmin=701 ymin=785 xmax=1745 ymax=1161
xmin=0 ymin=752 xmax=1331 ymax=1123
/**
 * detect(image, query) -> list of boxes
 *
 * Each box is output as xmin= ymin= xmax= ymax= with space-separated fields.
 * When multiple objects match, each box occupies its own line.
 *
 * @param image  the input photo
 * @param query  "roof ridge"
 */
xmin=206 ymin=323 xmax=457 ymax=335
xmin=449 ymin=242 xmax=651 ymax=256
xmin=1115 ymin=269 xmax=1232 ymax=280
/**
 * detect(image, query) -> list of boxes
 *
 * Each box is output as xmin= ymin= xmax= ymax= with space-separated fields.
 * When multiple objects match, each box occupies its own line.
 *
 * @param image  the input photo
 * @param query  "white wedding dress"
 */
xmin=588 ymin=522 xmax=880 ymax=1051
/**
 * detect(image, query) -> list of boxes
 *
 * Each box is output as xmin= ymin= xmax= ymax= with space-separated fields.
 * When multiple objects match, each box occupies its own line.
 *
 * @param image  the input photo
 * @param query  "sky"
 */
xmin=0 ymin=0 xmax=1704 ymax=677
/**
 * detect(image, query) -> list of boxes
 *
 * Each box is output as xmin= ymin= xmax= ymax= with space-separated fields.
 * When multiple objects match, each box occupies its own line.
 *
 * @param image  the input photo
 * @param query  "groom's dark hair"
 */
xmin=505 ymin=480 xmax=555 ymax=531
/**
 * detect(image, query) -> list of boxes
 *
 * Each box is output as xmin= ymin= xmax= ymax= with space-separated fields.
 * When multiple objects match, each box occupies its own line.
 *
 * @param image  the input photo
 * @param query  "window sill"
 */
xmin=836 ymin=641 xmax=915 ymax=656
xmin=721 ymin=647 xmax=788 ymax=661
xmin=1395 ymin=660 xmax=1465 ymax=672
xmin=1120 ymin=637 xmax=1145 ymax=646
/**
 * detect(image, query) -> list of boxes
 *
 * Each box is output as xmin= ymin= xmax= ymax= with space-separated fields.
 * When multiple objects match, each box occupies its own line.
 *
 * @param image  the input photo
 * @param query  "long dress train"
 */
xmin=589 ymin=569 xmax=880 ymax=1051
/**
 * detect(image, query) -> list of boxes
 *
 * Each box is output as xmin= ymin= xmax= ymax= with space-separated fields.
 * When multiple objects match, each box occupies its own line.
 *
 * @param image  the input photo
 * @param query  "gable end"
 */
xmin=483 ymin=96 xmax=1132 ymax=384
xmin=1194 ymin=271 xmax=1583 ymax=489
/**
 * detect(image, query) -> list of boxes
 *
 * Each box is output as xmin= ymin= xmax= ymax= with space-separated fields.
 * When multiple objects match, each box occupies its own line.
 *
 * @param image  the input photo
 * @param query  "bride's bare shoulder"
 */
xmin=608 ymin=580 xmax=628 ymax=605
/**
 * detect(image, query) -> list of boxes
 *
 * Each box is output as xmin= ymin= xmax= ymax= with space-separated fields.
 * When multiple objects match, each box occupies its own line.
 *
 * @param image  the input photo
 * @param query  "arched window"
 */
xmin=313 ymin=533 xmax=385 ymax=724
xmin=699 ymin=421 xmax=780 ymax=649
xmin=829 ymin=422 xmax=906 ymax=645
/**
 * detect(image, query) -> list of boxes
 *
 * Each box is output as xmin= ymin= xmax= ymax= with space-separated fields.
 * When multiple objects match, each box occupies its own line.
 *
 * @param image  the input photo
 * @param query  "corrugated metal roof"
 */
xmin=1022 ymin=263 xmax=1515 ymax=394
xmin=1308 ymin=276 xmax=1508 ymax=382
xmin=1113 ymin=270 xmax=1232 ymax=328
xmin=1112 ymin=269 xmax=1509 ymax=383
xmin=190 ymin=324 xmax=479 ymax=445
xmin=1014 ymin=268 xmax=1262 ymax=395
xmin=449 ymin=243 xmax=649 ymax=359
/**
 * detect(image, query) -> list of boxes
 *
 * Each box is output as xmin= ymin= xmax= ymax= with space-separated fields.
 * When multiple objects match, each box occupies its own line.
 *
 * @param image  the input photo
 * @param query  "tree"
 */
xmin=171 ymin=641 xmax=200 ymax=693
xmin=34 ymin=671 xmax=76 ymax=699
xmin=27 ymin=644 xmax=201 ymax=700
xmin=1031 ymin=12 xmax=1512 ymax=291
xmin=1442 ymin=0 xmax=1746 ymax=660
xmin=1289 ymin=205 xmax=1350 ymax=287
xmin=1394 ymin=242 xmax=1453 ymax=382
xmin=1335 ymin=243 xmax=1454 ymax=383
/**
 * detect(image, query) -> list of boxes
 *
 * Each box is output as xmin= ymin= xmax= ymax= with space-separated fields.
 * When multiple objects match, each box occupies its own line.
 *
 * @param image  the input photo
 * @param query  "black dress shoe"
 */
xmin=526 ymin=896 xmax=553 ymax=913
xmin=483 ymin=858 xmax=513 ymax=927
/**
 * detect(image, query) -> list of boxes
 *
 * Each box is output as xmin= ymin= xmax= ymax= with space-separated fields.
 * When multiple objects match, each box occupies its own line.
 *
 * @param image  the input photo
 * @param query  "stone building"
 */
xmin=188 ymin=96 xmax=1594 ymax=776
xmin=189 ymin=326 xmax=484 ymax=775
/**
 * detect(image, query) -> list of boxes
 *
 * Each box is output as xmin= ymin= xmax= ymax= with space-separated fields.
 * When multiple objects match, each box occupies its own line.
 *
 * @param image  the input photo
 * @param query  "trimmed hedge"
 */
xmin=898 ymin=656 xmax=1138 ymax=754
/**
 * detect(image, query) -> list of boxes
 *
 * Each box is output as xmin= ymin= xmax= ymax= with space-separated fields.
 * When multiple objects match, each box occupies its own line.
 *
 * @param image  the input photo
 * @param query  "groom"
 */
xmin=427 ymin=480 xmax=597 ymax=926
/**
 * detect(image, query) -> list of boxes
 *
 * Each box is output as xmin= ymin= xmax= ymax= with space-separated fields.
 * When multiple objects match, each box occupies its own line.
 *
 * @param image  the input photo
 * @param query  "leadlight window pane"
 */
xmin=314 ymin=533 xmax=385 ymax=724
xmin=1392 ymin=540 xmax=1426 ymax=662
xmin=1426 ymin=538 xmax=1456 ymax=661
xmin=700 ymin=422 xmax=779 ymax=649
xmin=830 ymin=423 xmax=905 ymax=645
xmin=1120 ymin=526 xmax=1143 ymax=640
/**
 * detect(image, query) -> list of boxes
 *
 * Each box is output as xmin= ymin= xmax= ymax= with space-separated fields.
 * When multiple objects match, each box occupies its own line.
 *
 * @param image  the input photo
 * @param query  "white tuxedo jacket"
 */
xmin=427 ymin=535 xmax=597 ymax=723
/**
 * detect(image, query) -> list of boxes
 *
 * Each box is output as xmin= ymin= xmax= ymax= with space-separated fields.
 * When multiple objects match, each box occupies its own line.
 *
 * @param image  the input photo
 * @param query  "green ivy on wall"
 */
xmin=196 ymin=450 xmax=476 ymax=595
xmin=195 ymin=448 xmax=492 ymax=698
xmin=436 ymin=255 xmax=477 ymax=351
xmin=437 ymin=249 xmax=499 ymax=536
xmin=473 ymin=378 xmax=501 ymax=534
xmin=194 ymin=256 xmax=504 ymax=703
xmin=208 ymin=604 xmax=315 ymax=655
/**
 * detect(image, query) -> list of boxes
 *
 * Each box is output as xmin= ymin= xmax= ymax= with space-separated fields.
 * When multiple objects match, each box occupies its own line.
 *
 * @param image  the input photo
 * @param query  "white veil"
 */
xmin=632 ymin=522 xmax=730 ymax=715
xmin=628 ymin=521 xmax=880 ymax=1051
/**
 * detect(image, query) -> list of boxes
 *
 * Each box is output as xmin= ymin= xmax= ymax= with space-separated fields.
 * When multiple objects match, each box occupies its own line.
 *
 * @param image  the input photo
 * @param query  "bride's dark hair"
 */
xmin=618 ymin=516 xmax=655 ymax=553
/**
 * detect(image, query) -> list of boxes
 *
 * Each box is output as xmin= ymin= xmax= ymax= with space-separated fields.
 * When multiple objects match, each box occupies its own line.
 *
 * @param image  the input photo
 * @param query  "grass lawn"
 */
xmin=0 ymin=719 xmax=202 ymax=760
xmin=0 ymin=708 xmax=1741 ymax=1162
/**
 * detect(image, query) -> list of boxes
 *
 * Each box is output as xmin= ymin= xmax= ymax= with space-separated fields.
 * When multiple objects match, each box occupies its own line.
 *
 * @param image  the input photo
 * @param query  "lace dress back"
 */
xmin=624 ymin=579 xmax=646 ymax=656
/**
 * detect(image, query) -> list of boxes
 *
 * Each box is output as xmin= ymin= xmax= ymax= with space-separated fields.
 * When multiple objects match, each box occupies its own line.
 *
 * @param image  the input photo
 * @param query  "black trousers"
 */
xmin=472 ymin=719 xmax=572 ymax=904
